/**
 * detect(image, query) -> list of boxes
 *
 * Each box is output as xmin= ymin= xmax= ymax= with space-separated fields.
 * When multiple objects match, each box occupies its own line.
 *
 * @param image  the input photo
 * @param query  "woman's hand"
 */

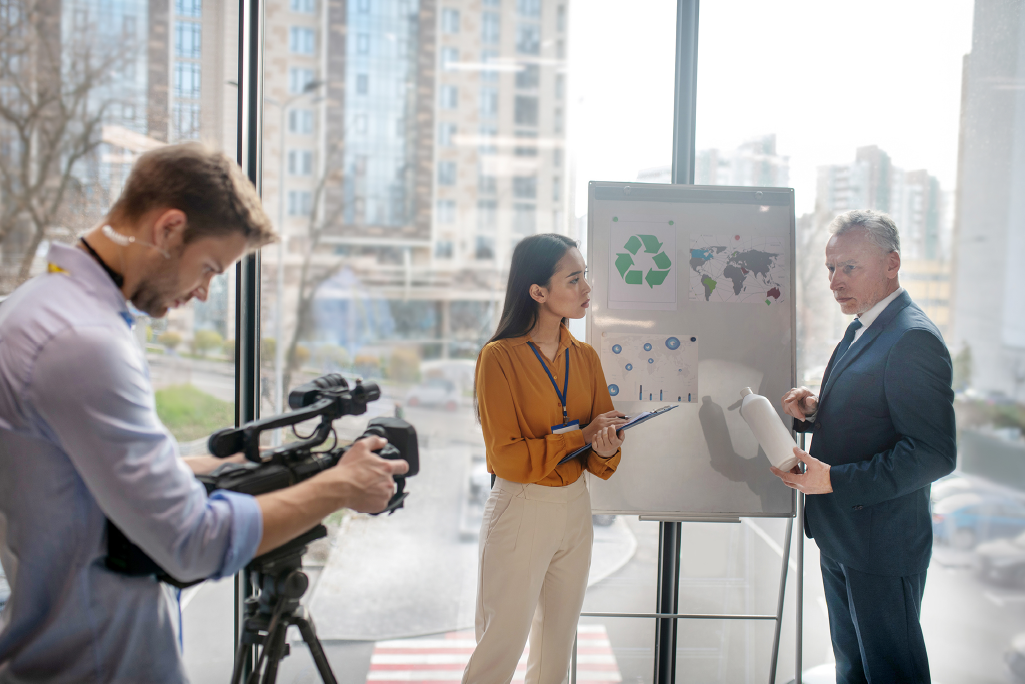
xmin=582 ymin=411 xmax=628 ymax=444
xmin=591 ymin=425 xmax=625 ymax=458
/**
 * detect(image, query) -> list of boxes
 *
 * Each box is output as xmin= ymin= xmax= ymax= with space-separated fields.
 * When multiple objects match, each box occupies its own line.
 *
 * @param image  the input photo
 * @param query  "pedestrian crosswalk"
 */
xmin=366 ymin=624 xmax=622 ymax=683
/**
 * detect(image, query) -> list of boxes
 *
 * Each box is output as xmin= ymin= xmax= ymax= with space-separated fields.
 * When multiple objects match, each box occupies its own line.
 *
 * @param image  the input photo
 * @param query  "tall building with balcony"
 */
xmin=262 ymin=0 xmax=570 ymax=361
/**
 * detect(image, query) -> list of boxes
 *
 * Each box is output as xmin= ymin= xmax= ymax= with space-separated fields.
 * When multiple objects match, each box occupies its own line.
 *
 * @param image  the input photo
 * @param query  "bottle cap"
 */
xmin=740 ymin=387 xmax=753 ymax=397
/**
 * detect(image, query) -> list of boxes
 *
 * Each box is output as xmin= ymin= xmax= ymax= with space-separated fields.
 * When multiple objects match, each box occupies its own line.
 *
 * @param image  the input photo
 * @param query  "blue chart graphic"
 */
xmin=600 ymin=333 xmax=698 ymax=403
xmin=608 ymin=384 xmax=620 ymax=396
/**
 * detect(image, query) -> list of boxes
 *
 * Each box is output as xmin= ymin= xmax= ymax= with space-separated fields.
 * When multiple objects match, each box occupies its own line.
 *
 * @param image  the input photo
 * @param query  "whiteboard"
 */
xmin=585 ymin=182 xmax=796 ymax=519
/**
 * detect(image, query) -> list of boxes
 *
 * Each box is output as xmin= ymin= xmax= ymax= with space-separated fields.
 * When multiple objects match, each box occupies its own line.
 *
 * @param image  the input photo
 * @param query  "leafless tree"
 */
xmin=277 ymin=143 xmax=348 ymax=405
xmin=0 ymin=0 xmax=132 ymax=292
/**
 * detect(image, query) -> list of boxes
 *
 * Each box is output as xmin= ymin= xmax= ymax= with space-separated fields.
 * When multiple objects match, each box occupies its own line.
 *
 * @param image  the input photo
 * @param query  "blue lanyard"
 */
xmin=528 ymin=343 xmax=569 ymax=422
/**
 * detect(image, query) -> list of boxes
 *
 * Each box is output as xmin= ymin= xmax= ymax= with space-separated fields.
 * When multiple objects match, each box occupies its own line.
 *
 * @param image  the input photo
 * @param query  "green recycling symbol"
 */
xmin=615 ymin=234 xmax=672 ymax=288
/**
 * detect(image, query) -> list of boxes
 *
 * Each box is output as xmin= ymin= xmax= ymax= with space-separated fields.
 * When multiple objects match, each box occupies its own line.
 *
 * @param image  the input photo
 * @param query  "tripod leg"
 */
xmin=295 ymin=615 xmax=338 ymax=684
xmin=231 ymin=636 xmax=252 ymax=684
xmin=259 ymin=620 xmax=290 ymax=684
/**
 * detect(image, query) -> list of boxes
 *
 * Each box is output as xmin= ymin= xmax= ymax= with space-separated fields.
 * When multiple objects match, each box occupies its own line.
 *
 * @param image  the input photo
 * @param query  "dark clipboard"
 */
xmin=558 ymin=405 xmax=679 ymax=465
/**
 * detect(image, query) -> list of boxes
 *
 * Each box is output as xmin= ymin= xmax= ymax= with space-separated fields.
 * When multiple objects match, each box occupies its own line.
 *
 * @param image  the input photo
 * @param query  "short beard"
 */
xmin=131 ymin=251 xmax=183 ymax=317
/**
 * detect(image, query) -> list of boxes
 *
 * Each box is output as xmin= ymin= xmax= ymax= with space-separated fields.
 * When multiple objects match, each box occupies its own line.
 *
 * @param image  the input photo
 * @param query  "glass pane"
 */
xmin=696 ymin=1 xmax=1025 ymax=682
xmin=256 ymin=0 xmax=674 ymax=680
xmin=674 ymin=519 xmax=796 ymax=683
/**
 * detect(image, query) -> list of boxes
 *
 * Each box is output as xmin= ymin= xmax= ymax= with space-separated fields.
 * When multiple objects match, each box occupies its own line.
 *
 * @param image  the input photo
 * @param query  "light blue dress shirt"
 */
xmin=0 ymin=243 xmax=262 ymax=683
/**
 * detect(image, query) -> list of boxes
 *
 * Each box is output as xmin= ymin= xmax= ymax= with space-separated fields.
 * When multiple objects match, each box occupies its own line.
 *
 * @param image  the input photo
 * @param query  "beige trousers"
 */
xmin=462 ymin=476 xmax=593 ymax=684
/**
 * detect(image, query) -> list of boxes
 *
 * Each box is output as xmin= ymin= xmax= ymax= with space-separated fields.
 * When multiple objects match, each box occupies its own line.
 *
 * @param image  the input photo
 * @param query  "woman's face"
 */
xmin=536 ymin=247 xmax=592 ymax=320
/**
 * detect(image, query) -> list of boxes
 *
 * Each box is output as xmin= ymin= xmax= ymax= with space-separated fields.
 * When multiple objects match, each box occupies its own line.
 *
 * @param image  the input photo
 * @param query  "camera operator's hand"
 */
xmin=254 ymin=435 xmax=409 ymax=556
xmin=331 ymin=435 xmax=409 ymax=513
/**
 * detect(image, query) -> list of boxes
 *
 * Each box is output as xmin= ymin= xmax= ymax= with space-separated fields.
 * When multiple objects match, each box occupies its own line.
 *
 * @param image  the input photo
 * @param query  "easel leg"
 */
xmin=768 ymin=517 xmax=793 ymax=683
xmin=796 ymin=493 xmax=805 ymax=684
xmin=654 ymin=521 xmax=682 ymax=684
xmin=796 ymin=434 xmax=806 ymax=684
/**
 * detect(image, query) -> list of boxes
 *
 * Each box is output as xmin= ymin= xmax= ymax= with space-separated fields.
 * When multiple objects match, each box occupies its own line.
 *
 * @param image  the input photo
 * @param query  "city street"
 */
xmin=178 ymin=398 xmax=1025 ymax=683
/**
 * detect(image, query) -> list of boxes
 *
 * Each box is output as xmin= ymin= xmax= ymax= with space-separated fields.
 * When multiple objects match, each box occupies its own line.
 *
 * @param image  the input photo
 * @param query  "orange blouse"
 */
xmin=475 ymin=324 xmax=622 ymax=486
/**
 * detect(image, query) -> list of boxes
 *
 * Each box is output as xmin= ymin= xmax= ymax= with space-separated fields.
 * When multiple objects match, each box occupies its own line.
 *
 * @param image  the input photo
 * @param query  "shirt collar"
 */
xmin=856 ymin=286 xmax=904 ymax=332
xmin=509 ymin=323 xmax=580 ymax=350
xmin=47 ymin=242 xmax=134 ymax=325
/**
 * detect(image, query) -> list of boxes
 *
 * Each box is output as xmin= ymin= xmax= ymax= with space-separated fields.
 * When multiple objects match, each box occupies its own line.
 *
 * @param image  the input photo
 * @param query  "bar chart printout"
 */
xmin=600 ymin=333 xmax=698 ymax=403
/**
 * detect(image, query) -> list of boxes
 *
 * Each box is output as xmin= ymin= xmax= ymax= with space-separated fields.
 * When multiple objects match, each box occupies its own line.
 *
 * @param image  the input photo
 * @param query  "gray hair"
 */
xmin=827 ymin=209 xmax=901 ymax=255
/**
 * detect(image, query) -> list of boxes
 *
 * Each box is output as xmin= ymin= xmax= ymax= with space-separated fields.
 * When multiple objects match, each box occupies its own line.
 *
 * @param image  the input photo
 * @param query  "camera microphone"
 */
xmin=288 ymin=373 xmax=349 ymax=408
xmin=288 ymin=374 xmax=381 ymax=409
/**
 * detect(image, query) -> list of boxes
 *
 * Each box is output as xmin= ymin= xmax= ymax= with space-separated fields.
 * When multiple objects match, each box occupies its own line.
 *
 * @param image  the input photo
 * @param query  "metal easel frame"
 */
xmin=569 ymin=3 xmax=805 ymax=682
xmin=572 ymin=513 xmax=797 ymax=684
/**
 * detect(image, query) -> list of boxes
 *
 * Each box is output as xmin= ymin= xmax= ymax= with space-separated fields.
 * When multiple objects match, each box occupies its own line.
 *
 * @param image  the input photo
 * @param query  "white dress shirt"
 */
xmin=853 ymin=286 xmax=905 ymax=344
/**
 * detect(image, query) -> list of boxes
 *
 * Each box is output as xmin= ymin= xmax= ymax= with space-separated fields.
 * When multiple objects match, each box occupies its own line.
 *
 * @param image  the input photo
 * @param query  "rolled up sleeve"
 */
xmin=208 ymin=490 xmax=263 ymax=578
xmin=28 ymin=326 xmax=262 ymax=581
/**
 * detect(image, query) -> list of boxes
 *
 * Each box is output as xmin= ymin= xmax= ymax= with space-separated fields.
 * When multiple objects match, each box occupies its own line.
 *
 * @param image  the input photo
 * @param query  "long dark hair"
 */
xmin=474 ymin=233 xmax=578 ymax=421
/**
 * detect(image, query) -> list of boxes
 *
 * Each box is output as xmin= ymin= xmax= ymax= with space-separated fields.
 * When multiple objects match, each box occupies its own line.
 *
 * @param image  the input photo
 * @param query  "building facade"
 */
xmin=816 ymin=145 xmax=953 ymax=339
xmin=950 ymin=0 xmax=1025 ymax=398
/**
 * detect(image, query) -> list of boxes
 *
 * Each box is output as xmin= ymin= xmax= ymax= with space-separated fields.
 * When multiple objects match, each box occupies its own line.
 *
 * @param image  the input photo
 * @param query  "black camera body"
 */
xmin=199 ymin=416 xmax=419 ymax=499
xmin=105 ymin=374 xmax=418 ymax=587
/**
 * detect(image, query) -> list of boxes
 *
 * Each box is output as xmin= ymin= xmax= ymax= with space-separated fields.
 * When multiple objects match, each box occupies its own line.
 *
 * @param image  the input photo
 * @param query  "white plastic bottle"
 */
xmin=739 ymin=387 xmax=799 ymax=471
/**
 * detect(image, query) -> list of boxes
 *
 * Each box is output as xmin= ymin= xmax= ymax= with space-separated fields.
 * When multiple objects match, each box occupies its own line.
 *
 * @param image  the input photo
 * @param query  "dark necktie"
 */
xmin=820 ymin=318 xmax=863 ymax=390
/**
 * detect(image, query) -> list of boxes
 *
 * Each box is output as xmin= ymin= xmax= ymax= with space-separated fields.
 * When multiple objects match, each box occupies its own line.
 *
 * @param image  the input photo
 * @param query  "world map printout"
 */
xmin=689 ymin=234 xmax=787 ymax=306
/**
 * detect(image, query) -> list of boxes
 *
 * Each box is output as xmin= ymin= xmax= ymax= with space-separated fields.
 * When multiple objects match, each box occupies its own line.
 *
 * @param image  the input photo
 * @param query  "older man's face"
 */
xmin=824 ymin=228 xmax=900 ymax=316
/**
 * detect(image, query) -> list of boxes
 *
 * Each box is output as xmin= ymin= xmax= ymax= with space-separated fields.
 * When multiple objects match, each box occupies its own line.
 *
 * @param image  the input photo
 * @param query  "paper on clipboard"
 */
xmin=558 ymin=405 xmax=678 ymax=464
xmin=616 ymin=405 xmax=678 ymax=433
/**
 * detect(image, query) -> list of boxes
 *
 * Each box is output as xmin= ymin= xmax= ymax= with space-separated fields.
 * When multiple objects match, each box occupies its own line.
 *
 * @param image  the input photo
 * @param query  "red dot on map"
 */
xmin=734 ymin=235 xmax=740 ymax=240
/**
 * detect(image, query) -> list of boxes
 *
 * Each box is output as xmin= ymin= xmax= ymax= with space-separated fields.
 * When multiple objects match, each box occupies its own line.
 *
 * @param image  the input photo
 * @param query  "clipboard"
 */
xmin=558 ymin=405 xmax=679 ymax=464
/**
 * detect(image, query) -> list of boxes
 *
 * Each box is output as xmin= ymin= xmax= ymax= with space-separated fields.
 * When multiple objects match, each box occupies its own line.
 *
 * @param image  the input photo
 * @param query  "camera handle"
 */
xmin=230 ymin=525 xmax=337 ymax=684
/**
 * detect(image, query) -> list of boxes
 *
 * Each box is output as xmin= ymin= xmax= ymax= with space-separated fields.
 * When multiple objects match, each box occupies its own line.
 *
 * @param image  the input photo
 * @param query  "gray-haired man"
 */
xmin=773 ymin=210 xmax=956 ymax=683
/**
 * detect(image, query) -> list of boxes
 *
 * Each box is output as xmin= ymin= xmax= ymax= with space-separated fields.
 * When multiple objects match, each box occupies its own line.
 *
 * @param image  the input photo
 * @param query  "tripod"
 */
xmin=230 ymin=525 xmax=337 ymax=684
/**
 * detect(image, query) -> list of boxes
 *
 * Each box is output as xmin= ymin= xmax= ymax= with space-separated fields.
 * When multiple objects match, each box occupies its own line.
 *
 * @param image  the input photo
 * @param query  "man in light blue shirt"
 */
xmin=0 ymin=144 xmax=407 ymax=682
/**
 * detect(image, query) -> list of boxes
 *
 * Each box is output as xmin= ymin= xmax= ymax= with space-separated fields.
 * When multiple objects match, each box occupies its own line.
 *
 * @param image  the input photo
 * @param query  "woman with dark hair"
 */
xmin=462 ymin=233 xmax=626 ymax=684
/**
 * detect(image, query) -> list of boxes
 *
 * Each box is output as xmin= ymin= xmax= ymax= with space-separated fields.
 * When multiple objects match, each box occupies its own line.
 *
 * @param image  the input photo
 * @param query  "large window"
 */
xmin=3 ymin=1 xmax=1014 ymax=682
xmin=248 ymin=0 xmax=678 ymax=681
xmin=695 ymin=1 xmax=1025 ymax=682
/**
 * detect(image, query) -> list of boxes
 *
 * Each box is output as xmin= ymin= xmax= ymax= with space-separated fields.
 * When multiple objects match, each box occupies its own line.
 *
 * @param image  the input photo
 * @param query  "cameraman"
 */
xmin=0 ymin=144 xmax=408 ymax=683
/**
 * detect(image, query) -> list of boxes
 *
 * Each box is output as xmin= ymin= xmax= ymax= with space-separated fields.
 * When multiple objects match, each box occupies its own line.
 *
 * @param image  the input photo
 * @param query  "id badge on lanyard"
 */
xmin=528 ymin=343 xmax=581 ymax=437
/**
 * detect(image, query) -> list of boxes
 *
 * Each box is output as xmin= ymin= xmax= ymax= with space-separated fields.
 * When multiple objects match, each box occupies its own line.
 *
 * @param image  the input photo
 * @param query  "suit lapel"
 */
xmin=819 ymin=291 xmax=913 ymax=406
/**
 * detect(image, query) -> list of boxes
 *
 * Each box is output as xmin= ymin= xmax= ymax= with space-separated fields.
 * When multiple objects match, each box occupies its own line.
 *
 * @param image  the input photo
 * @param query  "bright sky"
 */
xmin=568 ymin=0 xmax=975 ymax=217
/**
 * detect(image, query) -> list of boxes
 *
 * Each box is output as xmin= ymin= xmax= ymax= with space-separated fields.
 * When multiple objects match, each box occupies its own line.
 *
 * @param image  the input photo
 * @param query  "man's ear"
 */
xmin=150 ymin=209 xmax=188 ymax=251
xmin=529 ymin=283 xmax=547 ymax=304
xmin=887 ymin=250 xmax=901 ymax=279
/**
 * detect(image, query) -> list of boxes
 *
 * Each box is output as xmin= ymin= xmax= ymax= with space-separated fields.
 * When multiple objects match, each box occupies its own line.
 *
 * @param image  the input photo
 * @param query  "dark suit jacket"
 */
xmin=796 ymin=291 xmax=956 ymax=577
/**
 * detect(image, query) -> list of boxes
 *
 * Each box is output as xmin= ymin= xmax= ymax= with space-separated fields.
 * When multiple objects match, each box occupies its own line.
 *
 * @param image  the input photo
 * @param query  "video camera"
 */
xmin=106 ymin=373 xmax=419 ymax=587
xmin=201 ymin=373 xmax=418 ymax=509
